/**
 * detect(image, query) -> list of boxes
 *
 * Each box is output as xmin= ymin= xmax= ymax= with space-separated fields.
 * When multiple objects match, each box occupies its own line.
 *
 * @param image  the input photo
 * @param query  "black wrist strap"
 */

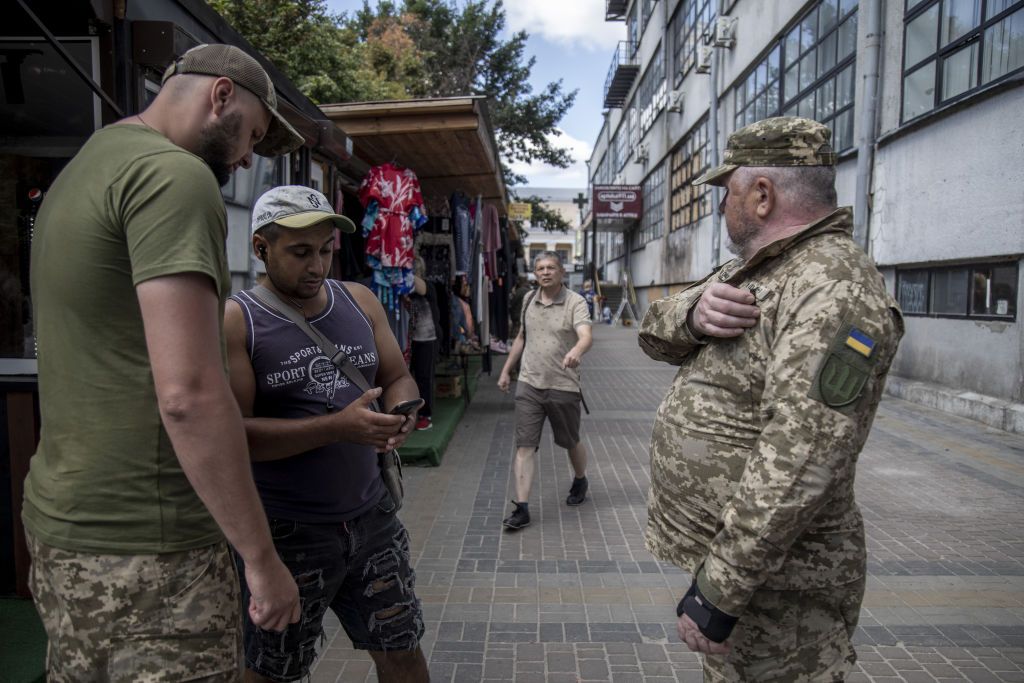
xmin=676 ymin=579 xmax=738 ymax=643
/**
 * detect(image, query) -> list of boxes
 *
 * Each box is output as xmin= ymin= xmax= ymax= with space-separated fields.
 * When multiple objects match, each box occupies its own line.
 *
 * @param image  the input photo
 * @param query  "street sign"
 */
xmin=592 ymin=185 xmax=642 ymax=220
xmin=508 ymin=202 xmax=532 ymax=221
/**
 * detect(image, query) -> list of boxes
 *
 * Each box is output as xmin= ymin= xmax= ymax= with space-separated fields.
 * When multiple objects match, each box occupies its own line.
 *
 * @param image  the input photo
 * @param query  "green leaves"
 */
xmin=212 ymin=0 xmax=576 ymax=188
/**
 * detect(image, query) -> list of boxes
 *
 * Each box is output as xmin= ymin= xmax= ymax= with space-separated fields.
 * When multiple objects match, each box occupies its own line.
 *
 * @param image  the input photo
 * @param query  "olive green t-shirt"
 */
xmin=22 ymin=124 xmax=230 ymax=554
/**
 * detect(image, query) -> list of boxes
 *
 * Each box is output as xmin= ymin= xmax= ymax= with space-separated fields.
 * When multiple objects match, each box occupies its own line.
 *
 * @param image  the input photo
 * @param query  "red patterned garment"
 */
xmin=358 ymin=163 xmax=428 ymax=308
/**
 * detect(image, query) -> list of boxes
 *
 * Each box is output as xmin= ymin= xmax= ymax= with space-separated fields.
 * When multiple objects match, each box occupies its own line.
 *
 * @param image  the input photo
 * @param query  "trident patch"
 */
xmin=809 ymin=322 xmax=880 ymax=410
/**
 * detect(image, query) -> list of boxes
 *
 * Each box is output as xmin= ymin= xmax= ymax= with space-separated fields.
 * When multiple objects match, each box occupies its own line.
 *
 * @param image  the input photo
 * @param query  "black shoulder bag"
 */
xmin=249 ymin=285 xmax=404 ymax=511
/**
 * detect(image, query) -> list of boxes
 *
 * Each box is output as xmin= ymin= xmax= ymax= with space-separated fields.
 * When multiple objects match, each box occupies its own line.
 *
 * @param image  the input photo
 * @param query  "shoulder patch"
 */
xmin=845 ymin=327 xmax=875 ymax=357
xmin=809 ymin=322 xmax=880 ymax=410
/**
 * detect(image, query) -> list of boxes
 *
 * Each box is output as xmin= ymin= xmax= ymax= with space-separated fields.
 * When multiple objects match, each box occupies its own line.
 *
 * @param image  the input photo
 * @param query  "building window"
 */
xmin=735 ymin=45 xmax=782 ymax=130
xmin=636 ymin=161 xmax=666 ymax=247
xmin=671 ymin=0 xmax=716 ymax=84
xmin=670 ymin=118 xmax=712 ymax=231
xmin=642 ymin=0 xmax=657 ymax=32
xmin=638 ymin=45 xmax=667 ymax=135
xmin=609 ymin=232 xmax=626 ymax=261
xmin=628 ymin=100 xmax=640 ymax=151
xmin=897 ymin=261 xmax=1018 ymax=320
xmin=902 ymin=0 xmax=1024 ymax=122
xmin=628 ymin=2 xmax=640 ymax=53
xmin=613 ymin=120 xmax=628 ymax=172
xmin=594 ymin=152 xmax=610 ymax=185
xmin=732 ymin=0 xmax=858 ymax=152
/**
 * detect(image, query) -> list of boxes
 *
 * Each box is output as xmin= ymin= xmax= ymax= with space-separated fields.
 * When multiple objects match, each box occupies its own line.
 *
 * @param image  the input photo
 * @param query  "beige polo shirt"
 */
xmin=518 ymin=286 xmax=591 ymax=392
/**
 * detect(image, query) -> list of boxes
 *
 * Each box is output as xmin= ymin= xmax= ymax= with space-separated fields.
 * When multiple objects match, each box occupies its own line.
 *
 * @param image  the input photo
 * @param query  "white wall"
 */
xmin=889 ymin=290 xmax=1024 ymax=402
xmin=870 ymin=90 xmax=1024 ymax=266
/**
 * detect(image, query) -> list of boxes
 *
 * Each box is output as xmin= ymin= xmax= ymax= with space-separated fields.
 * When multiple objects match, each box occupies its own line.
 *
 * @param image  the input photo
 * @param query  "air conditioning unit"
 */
xmin=713 ymin=16 xmax=737 ymax=48
xmin=696 ymin=46 xmax=713 ymax=74
xmin=668 ymin=88 xmax=685 ymax=113
xmin=634 ymin=143 xmax=649 ymax=164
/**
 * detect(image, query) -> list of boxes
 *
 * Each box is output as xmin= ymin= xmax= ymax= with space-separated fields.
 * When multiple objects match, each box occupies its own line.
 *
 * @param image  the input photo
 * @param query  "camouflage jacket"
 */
xmin=639 ymin=207 xmax=904 ymax=617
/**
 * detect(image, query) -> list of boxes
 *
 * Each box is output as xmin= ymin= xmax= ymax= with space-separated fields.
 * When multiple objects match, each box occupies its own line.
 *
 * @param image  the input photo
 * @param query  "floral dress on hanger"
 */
xmin=358 ymin=163 xmax=428 ymax=312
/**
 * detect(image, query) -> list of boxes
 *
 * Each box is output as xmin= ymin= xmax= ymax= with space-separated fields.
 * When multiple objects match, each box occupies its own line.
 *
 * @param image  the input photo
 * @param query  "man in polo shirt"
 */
xmin=498 ymin=251 xmax=594 ymax=530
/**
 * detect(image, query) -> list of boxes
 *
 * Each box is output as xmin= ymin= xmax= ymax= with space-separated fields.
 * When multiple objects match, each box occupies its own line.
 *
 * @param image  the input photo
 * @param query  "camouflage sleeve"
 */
xmin=637 ymin=279 xmax=712 ymax=364
xmin=695 ymin=279 xmax=902 ymax=616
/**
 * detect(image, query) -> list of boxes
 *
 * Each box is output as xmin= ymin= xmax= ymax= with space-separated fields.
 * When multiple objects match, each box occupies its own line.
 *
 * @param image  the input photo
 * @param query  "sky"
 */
xmin=322 ymin=0 xmax=624 ymax=189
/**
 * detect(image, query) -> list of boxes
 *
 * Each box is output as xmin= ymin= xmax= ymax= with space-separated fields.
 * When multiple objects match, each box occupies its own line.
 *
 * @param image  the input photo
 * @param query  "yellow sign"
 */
xmin=508 ymin=202 xmax=532 ymax=221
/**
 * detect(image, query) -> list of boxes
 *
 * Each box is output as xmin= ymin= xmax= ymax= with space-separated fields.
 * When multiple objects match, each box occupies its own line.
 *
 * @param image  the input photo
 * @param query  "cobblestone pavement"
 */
xmin=311 ymin=326 xmax=1024 ymax=682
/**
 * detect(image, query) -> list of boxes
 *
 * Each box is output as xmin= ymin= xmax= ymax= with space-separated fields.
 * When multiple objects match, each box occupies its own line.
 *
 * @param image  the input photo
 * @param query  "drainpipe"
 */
xmin=854 ymin=0 xmax=882 ymax=252
xmin=709 ymin=0 xmax=724 ymax=267
xmin=660 ymin=0 xmax=672 ymax=295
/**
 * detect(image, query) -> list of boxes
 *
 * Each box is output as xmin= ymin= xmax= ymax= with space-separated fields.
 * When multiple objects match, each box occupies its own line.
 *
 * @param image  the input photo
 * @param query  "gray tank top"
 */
xmin=231 ymin=280 xmax=383 ymax=522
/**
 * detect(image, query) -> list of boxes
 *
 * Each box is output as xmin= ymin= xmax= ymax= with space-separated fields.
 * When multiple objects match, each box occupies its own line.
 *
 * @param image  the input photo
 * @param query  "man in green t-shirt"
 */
xmin=23 ymin=44 xmax=304 ymax=680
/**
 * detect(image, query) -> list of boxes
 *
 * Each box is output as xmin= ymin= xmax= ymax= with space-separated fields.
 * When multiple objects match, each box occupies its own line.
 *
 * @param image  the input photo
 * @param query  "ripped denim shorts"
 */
xmin=237 ymin=490 xmax=424 ymax=682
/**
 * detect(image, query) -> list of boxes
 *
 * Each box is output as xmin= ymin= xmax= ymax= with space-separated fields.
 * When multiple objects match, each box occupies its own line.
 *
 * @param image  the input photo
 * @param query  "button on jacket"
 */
xmin=639 ymin=207 xmax=904 ymax=616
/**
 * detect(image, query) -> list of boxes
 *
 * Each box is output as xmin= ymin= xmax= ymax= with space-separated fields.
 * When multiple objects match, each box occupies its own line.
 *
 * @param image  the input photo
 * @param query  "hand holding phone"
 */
xmin=389 ymin=398 xmax=425 ymax=416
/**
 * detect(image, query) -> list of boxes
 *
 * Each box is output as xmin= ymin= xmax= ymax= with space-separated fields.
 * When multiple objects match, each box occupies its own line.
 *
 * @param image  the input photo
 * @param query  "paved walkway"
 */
xmin=312 ymin=326 xmax=1024 ymax=682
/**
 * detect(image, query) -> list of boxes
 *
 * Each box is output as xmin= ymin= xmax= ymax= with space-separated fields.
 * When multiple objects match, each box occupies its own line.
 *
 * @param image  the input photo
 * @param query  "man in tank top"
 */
xmin=224 ymin=186 xmax=428 ymax=683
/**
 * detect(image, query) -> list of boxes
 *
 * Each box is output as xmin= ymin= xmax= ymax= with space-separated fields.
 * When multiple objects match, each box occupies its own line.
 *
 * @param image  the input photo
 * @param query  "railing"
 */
xmin=603 ymin=41 xmax=639 ymax=109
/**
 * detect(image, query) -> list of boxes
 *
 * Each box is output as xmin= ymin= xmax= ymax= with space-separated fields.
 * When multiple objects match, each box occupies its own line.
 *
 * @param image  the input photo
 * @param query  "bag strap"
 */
xmin=521 ymin=289 xmax=538 ymax=341
xmin=249 ymin=284 xmax=381 ymax=412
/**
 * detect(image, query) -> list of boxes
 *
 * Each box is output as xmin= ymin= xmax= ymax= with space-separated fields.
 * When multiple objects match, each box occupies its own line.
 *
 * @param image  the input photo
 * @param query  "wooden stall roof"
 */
xmin=320 ymin=96 xmax=507 ymax=208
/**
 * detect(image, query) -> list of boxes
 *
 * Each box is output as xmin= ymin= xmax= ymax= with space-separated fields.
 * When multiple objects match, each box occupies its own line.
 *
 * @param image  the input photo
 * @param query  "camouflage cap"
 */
xmin=162 ymin=44 xmax=304 ymax=157
xmin=693 ymin=116 xmax=836 ymax=186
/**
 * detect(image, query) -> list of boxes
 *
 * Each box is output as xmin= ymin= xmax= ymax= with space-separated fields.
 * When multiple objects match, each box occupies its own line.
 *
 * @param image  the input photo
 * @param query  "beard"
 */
xmin=196 ymin=111 xmax=242 ymax=187
xmin=725 ymin=215 xmax=760 ymax=258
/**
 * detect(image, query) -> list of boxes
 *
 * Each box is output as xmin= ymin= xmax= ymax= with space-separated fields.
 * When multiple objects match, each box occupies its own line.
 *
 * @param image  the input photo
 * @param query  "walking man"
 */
xmin=23 ymin=44 xmax=303 ymax=679
xmin=224 ymin=186 xmax=429 ymax=682
xmin=498 ymin=251 xmax=593 ymax=530
xmin=639 ymin=117 xmax=904 ymax=680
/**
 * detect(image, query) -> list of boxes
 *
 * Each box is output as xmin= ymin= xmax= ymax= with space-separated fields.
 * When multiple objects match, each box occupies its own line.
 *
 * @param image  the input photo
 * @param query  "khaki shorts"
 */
xmin=702 ymin=577 xmax=865 ymax=682
xmin=514 ymin=382 xmax=582 ymax=450
xmin=27 ymin=532 xmax=242 ymax=682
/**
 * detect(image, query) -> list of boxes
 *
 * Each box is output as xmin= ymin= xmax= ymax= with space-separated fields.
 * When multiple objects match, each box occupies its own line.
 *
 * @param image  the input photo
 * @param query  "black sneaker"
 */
xmin=566 ymin=476 xmax=588 ymax=506
xmin=502 ymin=501 xmax=530 ymax=530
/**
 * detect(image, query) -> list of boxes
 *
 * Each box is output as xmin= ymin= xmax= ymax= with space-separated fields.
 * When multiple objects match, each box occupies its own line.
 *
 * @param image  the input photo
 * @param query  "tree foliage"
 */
xmin=209 ymin=0 xmax=376 ymax=102
xmin=512 ymin=195 xmax=572 ymax=233
xmin=211 ymin=0 xmax=576 ymax=194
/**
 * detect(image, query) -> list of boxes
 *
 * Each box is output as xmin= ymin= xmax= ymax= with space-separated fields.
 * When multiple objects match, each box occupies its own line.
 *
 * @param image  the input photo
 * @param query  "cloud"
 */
xmin=508 ymin=128 xmax=592 ymax=189
xmin=505 ymin=0 xmax=624 ymax=52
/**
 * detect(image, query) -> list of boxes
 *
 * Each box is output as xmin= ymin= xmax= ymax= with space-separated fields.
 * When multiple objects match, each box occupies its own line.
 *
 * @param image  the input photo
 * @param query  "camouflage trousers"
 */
xmin=702 ymin=577 xmax=866 ymax=682
xmin=27 ymin=532 xmax=243 ymax=682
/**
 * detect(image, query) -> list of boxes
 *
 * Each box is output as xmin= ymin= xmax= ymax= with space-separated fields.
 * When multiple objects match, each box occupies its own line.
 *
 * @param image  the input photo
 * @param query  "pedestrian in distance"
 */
xmin=23 ymin=43 xmax=304 ymax=679
xmin=498 ymin=251 xmax=594 ymax=530
xmin=224 ymin=186 xmax=429 ymax=682
xmin=639 ymin=116 xmax=904 ymax=680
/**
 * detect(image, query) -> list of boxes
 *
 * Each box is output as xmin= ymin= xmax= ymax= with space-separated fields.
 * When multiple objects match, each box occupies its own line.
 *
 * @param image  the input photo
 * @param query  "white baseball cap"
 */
xmin=251 ymin=185 xmax=356 ymax=235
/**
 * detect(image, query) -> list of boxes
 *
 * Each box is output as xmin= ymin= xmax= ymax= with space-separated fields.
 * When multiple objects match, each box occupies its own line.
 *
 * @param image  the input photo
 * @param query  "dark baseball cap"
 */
xmin=694 ymin=116 xmax=837 ymax=186
xmin=162 ymin=43 xmax=304 ymax=157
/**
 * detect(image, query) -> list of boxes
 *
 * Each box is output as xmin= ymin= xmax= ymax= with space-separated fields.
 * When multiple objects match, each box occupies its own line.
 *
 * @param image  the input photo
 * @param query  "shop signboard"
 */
xmin=508 ymin=202 xmax=532 ymax=221
xmin=592 ymin=185 xmax=642 ymax=221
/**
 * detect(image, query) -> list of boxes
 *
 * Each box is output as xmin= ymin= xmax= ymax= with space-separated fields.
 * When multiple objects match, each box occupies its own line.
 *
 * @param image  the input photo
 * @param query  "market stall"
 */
xmin=323 ymin=97 xmax=520 ymax=464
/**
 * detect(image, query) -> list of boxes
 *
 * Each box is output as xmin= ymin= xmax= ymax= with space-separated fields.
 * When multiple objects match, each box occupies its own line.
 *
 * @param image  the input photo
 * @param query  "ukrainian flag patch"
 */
xmin=845 ymin=327 xmax=875 ymax=357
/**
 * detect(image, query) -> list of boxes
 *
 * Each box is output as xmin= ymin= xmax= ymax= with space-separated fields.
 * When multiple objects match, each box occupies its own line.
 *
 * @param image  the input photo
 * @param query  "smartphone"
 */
xmin=389 ymin=398 xmax=425 ymax=416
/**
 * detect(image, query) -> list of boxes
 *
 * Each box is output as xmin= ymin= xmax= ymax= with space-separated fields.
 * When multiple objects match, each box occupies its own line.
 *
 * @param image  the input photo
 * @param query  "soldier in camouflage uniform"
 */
xmin=639 ymin=117 xmax=904 ymax=681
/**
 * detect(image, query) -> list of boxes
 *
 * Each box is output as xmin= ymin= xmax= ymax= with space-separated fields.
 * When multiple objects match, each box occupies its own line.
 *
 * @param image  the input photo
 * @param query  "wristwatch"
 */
xmin=676 ymin=579 xmax=739 ymax=643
